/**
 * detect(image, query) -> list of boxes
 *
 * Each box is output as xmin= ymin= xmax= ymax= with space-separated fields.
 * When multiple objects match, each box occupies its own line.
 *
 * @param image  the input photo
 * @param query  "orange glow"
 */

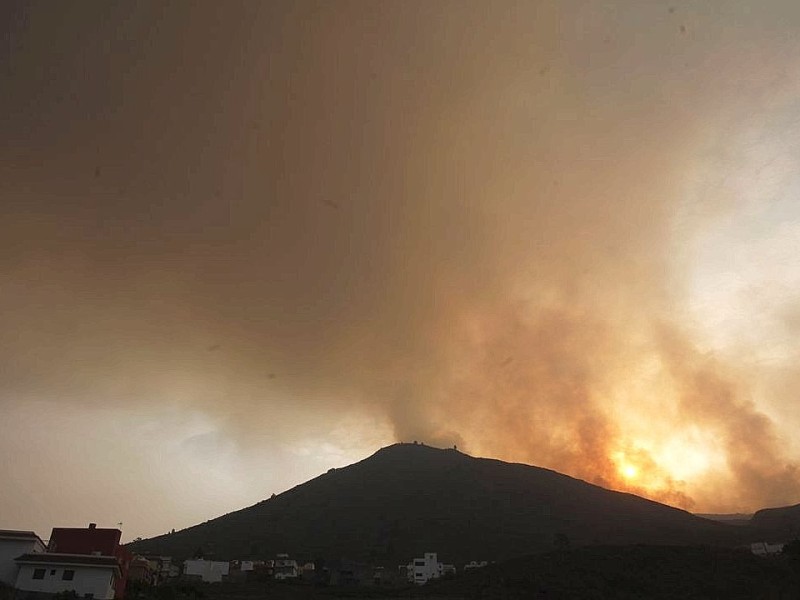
xmin=620 ymin=463 xmax=639 ymax=480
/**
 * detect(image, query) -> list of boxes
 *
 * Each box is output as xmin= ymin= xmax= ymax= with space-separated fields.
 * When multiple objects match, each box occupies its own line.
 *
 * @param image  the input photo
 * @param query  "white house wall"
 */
xmin=183 ymin=559 xmax=229 ymax=583
xmin=408 ymin=553 xmax=441 ymax=585
xmin=15 ymin=563 xmax=116 ymax=600
xmin=0 ymin=539 xmax=45 ymax=586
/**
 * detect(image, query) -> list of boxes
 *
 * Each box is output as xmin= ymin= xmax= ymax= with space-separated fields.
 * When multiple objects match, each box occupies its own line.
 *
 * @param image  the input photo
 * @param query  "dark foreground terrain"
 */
xmin=427 ymin=545 xmax=800 ymax=599
xmin=128 ymin=545 xmax=800 ymax=600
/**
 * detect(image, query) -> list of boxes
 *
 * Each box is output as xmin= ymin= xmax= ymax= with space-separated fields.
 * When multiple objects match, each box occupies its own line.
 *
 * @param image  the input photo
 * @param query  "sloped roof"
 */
xmin=15 ymin=553 xmax=120 ymax=573
xmin=0 ymin=530 xmax=46 ymax=546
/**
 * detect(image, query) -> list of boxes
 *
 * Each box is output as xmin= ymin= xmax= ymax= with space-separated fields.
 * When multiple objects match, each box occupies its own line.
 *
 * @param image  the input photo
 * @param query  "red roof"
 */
xmin=49 ymin=527 xmax=121 ymax=556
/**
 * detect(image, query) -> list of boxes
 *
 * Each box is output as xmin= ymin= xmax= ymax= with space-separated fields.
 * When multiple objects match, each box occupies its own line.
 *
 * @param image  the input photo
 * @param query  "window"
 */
xmin=33 ymin=569 xmax=45 ymax=580
xmin=50 ymin=570 xmax=57 ymax=576
xmin=62 ymin=570 xmax=75 ymax=581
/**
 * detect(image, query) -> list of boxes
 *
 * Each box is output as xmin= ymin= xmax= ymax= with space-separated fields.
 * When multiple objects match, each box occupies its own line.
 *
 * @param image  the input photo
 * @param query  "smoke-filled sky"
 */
xmin=3 ymin=0 xmax=800 ymax=540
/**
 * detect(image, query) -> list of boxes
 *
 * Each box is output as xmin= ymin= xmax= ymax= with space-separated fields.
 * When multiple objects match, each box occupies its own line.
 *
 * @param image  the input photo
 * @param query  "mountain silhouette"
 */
xmin=749 ymin=503 xmax=800 ymax=540
xmin=129 ymin=444 xmax=736 ymax=564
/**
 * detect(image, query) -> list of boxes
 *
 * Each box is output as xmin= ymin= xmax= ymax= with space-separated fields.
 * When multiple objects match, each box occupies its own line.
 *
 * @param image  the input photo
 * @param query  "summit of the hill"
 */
xmin=130 ymin=444 xmax=738 ymax=564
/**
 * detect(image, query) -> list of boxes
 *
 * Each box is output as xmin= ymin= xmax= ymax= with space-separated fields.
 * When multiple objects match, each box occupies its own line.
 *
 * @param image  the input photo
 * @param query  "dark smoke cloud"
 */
xmin=2 ymin=0 xmax=800 ymax=531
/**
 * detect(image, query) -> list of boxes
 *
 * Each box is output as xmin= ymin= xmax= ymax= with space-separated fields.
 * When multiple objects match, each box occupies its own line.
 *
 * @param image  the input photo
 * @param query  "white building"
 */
xmin=274 ymin=554 xmax=298 ymax=580
xmin=183 ymin=559 xmax=230 ymax=583
xmin=239 ymin=560 xmax=253 ymax=572
xmin=0 ymin=530 xmax=46 ymax=586
xmin=751 ymin=542 xmax=785 ymax=556
xmin=406 ymin=552 xmax=442 ymax=585
xmin=14 ymin=553 xmax=119 ymax=600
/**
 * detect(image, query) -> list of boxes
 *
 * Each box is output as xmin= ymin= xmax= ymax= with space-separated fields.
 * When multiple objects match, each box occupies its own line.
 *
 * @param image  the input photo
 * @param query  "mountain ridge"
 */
xmin=129 ymin=443 xmax=739 ymax=564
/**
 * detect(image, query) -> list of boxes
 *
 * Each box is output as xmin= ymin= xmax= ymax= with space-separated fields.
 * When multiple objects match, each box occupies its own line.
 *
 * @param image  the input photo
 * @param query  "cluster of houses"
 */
xmin=5 ymin=520 xmax=793 ymax=599
xmin=750 ymin=542 xmax=785 ymax=556
xmin=1 ymin=523 xmax=488 ymax=598
xmin=175 ymin=551 xmax=470 ymax=586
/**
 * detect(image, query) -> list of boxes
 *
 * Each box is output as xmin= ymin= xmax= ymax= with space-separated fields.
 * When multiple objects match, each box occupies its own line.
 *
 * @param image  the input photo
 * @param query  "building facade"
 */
xmin=406 ymin=552 xmax=442 ymax=585
xmin=0 ymin=530 xmax=46 ymax=586
xmin=273 ymin=554 xmax=298 ymax=580
xmin=48 ymin=523 xmax=130 ymax=599
xmin=183 ymin=559 xmax=229 ymax=583
xmin=14 ymin=553 xmax=119 ymax=600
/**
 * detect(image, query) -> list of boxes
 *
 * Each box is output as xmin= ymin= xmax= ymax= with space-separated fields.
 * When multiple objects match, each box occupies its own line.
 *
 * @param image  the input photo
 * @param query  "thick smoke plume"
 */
xmin=3 ymin=0 xmax=800 ymax=526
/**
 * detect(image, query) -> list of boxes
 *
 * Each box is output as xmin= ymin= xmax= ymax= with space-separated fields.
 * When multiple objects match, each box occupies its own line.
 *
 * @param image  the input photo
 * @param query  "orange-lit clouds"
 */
xmin=2 ymin=0 xmax=800 ymax=538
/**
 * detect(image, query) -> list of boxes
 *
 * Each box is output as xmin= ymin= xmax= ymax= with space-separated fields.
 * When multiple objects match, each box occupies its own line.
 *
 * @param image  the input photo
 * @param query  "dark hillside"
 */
xmin=427 ymin=545 xmax=800 ymax=599
xmin=129 ymin=444 xmax=737 ymax=564
xmin=750 ymin=503 xmax=800 ymax=540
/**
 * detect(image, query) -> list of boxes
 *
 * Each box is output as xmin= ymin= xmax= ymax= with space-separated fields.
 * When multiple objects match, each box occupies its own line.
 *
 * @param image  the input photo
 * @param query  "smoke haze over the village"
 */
xmin=3 ymin=0 xmax=800 ymax=540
